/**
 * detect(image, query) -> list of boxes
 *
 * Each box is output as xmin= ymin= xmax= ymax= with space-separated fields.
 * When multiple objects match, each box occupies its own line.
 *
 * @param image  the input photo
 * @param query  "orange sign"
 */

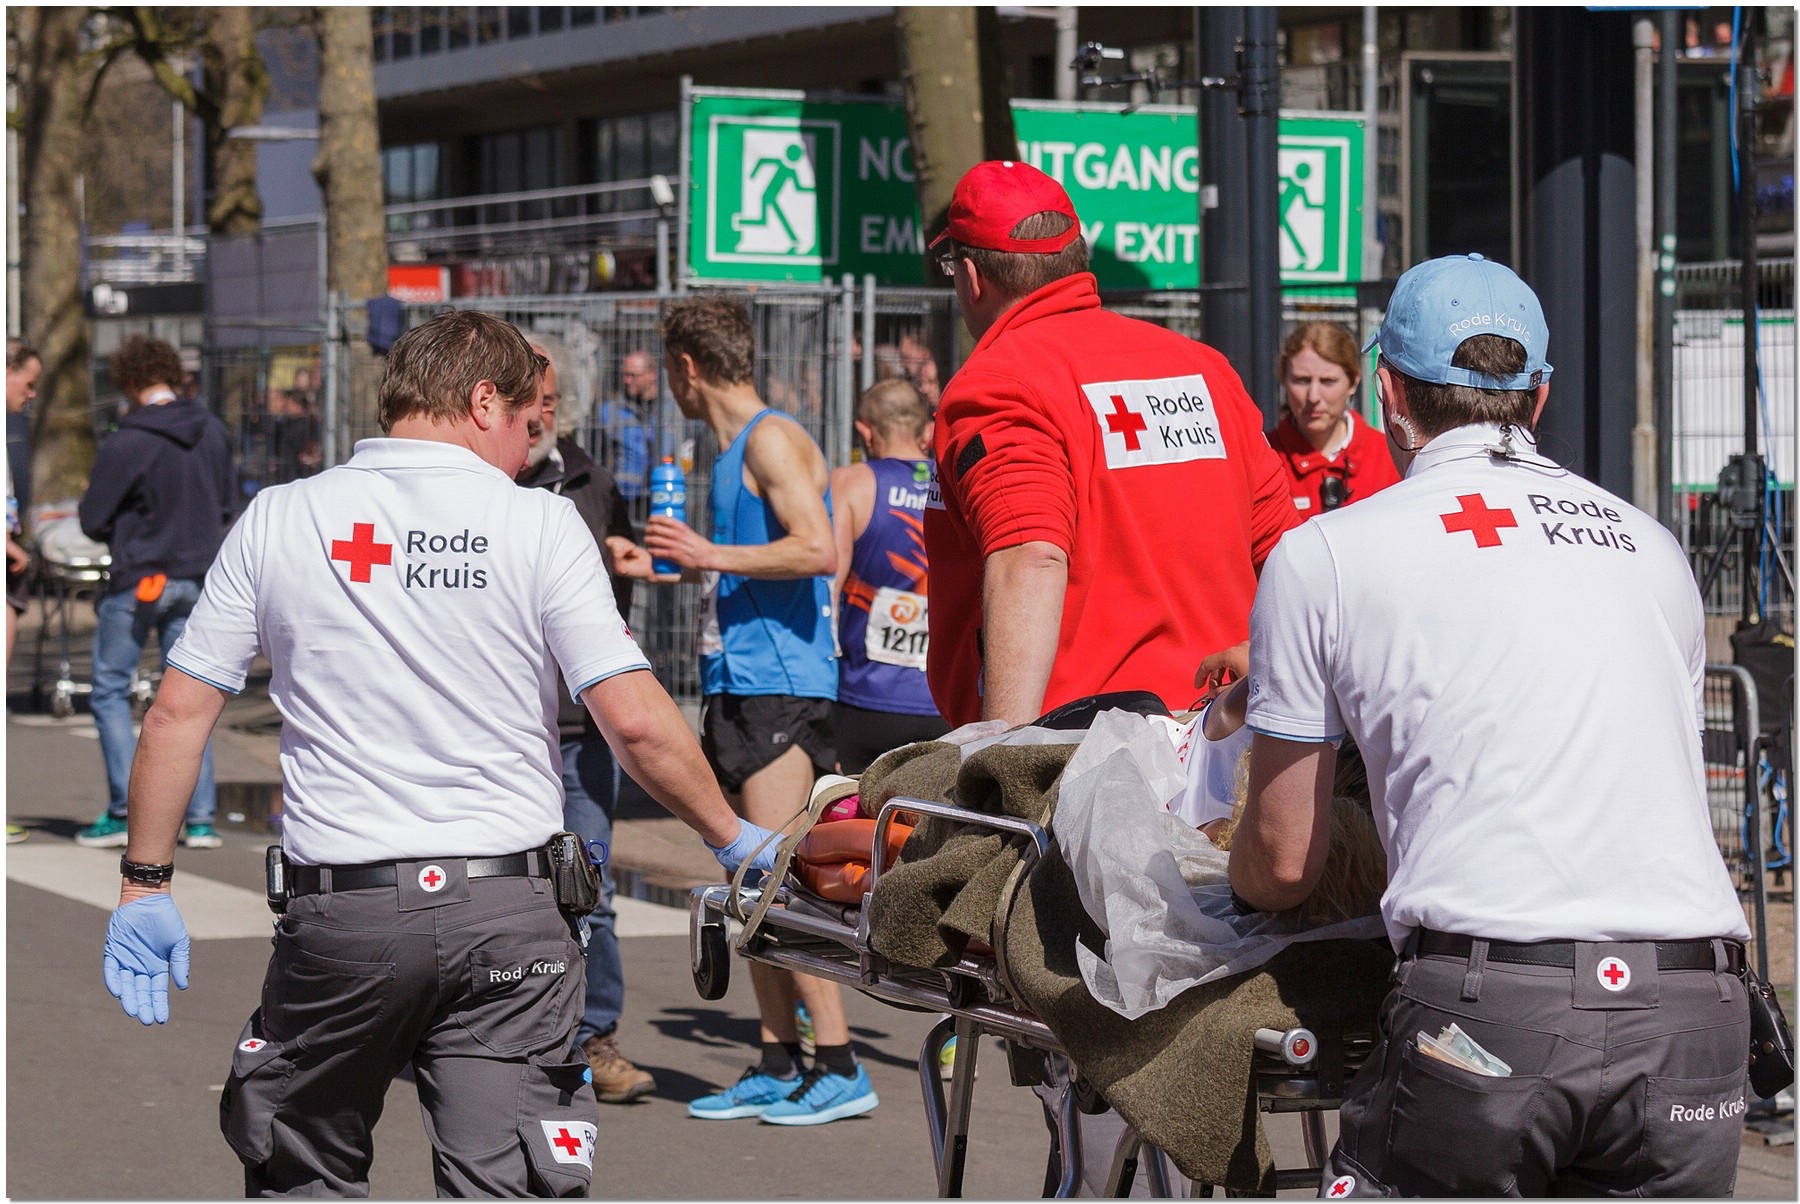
xmin=387 ymin=264 xmax=450 ymax=304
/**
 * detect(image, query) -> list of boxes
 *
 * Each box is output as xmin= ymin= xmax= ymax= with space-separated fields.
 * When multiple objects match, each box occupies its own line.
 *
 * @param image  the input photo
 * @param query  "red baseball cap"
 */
xmin=928 ymin=160 xmax=1081 ymax=254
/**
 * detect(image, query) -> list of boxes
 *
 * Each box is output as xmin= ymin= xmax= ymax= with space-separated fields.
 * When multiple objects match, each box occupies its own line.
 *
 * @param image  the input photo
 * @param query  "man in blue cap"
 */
xmin=1227 ymin=254 xmax=1754 ymax=1195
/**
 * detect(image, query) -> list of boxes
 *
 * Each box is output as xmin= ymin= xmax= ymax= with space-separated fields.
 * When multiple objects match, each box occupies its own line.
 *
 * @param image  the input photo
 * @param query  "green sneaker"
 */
xmin=182 ymin=823 xmax=223 ymax=849
xmin=6 ymin=824 xmax=27 ymax=844
xmin=75 ymin=812 xmax=130 ymax=848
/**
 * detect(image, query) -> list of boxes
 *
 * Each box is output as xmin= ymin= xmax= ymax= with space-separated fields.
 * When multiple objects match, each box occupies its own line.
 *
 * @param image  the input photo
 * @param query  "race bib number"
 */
xmin=864 ymin=586 xmax=928 ymax=669
xmin=696 ymin=571 xmax=723 ymax=657
xmin=1081 ymin=374 xmax=1227 ymax=469
xmin=924 ymin=461 xmax=945 ymax=511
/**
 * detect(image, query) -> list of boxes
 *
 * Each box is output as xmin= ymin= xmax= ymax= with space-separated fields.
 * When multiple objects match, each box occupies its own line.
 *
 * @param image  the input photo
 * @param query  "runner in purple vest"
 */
xmin=831 ymin=380 xmax=950 ymax=772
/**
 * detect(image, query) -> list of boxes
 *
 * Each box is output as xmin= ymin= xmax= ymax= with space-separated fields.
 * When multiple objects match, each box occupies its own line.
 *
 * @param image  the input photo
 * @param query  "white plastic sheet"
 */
xmin=1052 ymin=709 xmax=1385 ymax=1019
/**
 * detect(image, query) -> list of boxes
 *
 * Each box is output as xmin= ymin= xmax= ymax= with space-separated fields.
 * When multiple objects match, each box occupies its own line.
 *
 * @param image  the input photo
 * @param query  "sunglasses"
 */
xmin=935 ymin=250 xmax=958 ymax=279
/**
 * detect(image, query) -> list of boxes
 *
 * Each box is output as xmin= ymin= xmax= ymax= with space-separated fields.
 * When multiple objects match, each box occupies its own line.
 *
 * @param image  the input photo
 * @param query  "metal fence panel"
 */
xmin=1703 ymin=664 xmax=1779 ymax=982
xmin=1671 ymin=260 xmax=1797 ymax=627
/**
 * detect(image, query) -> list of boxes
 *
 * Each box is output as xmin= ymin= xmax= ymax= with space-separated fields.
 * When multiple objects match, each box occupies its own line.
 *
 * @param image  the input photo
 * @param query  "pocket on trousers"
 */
xmin=219 ymin=1012 xmax=296 ymax=1168
xmin=261 ymin=929 xmax=397 ymax=1054
xmin=1640 ymin=1067 xmax=1749 ymax=1196
xmin=1386 ymin=1041 xmax=1546 ymax=1195
xmin=458 ymin=939 xmax=580 ymax=1056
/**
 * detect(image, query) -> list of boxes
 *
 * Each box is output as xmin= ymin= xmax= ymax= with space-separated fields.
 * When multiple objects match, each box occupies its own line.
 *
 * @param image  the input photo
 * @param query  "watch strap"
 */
xmin=119 ymin=856 xmax=176 ymax=885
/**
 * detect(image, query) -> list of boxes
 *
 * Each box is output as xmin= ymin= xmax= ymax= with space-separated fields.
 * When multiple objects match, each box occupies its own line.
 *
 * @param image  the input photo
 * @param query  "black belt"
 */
xmin=1417 ymin=930 xmax=1744 ymax=974
xmin=290 ymin=851 xmax=551 ymax=896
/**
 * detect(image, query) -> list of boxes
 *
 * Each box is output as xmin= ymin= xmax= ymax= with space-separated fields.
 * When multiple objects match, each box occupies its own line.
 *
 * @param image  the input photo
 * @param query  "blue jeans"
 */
xmin=93 ymin=583 xmax=216 ymax=824
xmin=561 ymin=736 xmax=623 ymax=1040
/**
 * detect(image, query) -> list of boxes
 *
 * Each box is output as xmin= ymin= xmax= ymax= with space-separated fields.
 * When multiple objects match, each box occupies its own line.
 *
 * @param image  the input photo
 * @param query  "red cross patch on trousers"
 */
xmin=331 ymin=522 xmax=393 ymax=583
xmin=417 ymin=864 xmax=448 ymax=893
xmin=540 ymin=1119 xmax=596 ymax=1167
xmin=1440 ymin=494 xmax=1517 ymax=548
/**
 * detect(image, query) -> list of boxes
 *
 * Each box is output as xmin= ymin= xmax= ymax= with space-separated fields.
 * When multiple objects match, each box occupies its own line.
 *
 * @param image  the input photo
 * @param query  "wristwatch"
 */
xmin=119 ymin=856 xmax=175 ymax=886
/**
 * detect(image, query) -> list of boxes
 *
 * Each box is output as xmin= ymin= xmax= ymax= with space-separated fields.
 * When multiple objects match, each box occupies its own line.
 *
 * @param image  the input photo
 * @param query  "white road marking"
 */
xmin=5 ymin=845 xmax=275 ymax=940
xmin=614 ymin=895 xmax=691 ymax=938
xmin=6 ymin=844 xmax=690 ymax=939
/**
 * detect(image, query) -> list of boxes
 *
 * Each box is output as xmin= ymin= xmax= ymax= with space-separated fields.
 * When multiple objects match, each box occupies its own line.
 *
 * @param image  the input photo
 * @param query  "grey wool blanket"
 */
xmin=859 ymin=728 xmax=1390 ymax=1192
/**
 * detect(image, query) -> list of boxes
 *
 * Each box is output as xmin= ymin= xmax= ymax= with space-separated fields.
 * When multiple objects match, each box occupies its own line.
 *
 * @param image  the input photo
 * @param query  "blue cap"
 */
xmin=1363 ymin=253 xmax=1553 ymax=391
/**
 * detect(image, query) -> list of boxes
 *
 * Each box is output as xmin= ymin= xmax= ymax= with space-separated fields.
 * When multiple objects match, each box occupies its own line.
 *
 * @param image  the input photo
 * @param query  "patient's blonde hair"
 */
xmin=1212 ymin=743 xmax=1387 ymax=925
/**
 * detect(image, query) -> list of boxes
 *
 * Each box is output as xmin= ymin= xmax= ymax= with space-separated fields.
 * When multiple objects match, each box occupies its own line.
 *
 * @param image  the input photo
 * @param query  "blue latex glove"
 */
xmin=103 ymin=894 xmax=191 ymax=1025
xmin=708 ymin=819 xmax=779 ymax=879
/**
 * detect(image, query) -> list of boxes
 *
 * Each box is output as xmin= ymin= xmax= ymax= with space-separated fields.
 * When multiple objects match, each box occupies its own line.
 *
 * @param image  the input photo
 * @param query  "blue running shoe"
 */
xmin=686 ymin=1067 xmax=801 ymax=1120
xmin=760 ymin=1063 xmax=879 ymax=1126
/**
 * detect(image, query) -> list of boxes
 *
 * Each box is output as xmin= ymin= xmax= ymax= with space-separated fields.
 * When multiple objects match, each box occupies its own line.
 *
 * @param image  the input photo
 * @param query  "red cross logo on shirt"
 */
xmin=417 ymin=864 xmax=447 ymax=893
xmin=552 ymin=1128 xmax=583 ymax=1158
xmin=1439 ymin=494 xmax=1517 ymax=548
xmin=1104 ymin=394 xmax=1148 ymax=452
xmin=1597 ymin=956 xmax=1631 ymax=992
xmin=238 ymin=1038 xmax=266 ymax=1053
xmin=1327 ymin=1175 xmax=1357 ymax=1197
xmin=330 ymin=522 xmax=393 ymax=583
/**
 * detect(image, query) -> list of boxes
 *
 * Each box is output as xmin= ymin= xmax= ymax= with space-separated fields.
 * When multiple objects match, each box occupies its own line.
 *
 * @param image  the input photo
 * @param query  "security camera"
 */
xmin=648 ymin=174 xmax=675 ymax=210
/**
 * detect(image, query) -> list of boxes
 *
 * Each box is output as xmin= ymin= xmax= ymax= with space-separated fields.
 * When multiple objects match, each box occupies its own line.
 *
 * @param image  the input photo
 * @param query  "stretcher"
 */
xmin=689 ymin=795 xmax=1374 ymax=1198
xmin=29 ymin=543 xmax=156 ymax=718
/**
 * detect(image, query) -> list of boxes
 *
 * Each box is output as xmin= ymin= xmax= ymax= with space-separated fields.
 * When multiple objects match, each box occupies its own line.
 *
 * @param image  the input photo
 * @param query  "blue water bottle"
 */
xmin=649 ymin=455 xmax=686 ymax=577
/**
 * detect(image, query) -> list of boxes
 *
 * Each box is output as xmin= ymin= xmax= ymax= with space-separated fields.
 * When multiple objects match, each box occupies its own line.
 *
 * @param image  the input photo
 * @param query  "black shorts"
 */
xmin=701 ymin=693 xmax=836 ymax=794
xmin=6 ymin=562 xmax=28 ymax=615
xmin=834 ymin=702 xmax=950 ymax=775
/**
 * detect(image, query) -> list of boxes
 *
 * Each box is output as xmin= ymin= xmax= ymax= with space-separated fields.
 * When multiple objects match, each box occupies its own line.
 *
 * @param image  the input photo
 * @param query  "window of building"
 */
xmin=384 ymin=143 xmax=444 ymax=204
xmin=508 ymin=7 xmax=533 ymax=38
xmin=392 ymin=7 xmax=416 ymax=59
xmin=372 ymin=7 xmax=390 ymax=63
xmin=448 ymin=9 xmax=472 ymax=49
xmin=472 ymin=125 xmax=569 ymax=221
xmin=538 ymin=7 xmax=564 ymax=33
xmin=477 ymin=8 xmax=503 ymax=44
xmin=420 ymin=8 xmax=444 ymax=54
xmin=571 ymin=8 xmax=598 ymax=28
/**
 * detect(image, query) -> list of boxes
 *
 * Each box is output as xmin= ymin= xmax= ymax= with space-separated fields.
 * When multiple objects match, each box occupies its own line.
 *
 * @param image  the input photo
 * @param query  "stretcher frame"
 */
xmin=689 ymin=795 xmax=1370 ymax=1198
xmin=29 ymin=548 xmax=157 ymax=718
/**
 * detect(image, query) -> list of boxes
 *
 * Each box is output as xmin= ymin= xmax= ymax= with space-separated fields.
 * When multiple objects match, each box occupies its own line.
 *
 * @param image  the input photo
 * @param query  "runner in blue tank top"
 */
xmin=830 ymin=380 xmax=949 ymax=772
xmin=607 ymin=295 xmax=877 ymax=1126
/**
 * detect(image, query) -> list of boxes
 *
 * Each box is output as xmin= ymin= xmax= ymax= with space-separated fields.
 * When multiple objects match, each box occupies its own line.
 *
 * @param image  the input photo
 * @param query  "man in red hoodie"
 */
xmin=924 ymin=161 xmax=1302 ymax=728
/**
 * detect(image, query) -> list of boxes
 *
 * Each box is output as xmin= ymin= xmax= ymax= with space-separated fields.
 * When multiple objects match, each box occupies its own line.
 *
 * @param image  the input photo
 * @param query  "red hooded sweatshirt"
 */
xmin=924 ymin=272 xmax=1303 ymax=727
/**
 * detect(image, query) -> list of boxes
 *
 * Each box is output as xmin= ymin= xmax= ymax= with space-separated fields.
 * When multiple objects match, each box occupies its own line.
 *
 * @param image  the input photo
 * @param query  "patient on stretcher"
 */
xmin=1164 ymin=679 xmax=1385 ymax=926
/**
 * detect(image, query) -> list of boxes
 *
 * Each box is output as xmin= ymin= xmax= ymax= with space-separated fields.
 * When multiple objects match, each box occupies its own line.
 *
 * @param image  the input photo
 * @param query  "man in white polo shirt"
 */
xmin=98 ymin=310 xmax=776 ymax=1198
xmin=1227 ymin=254 xmax=1754 ymax=1197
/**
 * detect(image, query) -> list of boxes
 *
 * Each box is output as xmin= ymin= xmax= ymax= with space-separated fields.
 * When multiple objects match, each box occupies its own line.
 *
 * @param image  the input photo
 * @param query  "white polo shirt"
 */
xmin=169 ymin=438 xmax=650 ymax=866
xmin=1246 ymin=423 xmax=1749 ymax=947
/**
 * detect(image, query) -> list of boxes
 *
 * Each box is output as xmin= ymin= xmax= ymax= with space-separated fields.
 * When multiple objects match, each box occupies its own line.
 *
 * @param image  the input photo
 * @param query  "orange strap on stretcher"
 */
xmin=792 ymin=818 xmax=914 ymax=904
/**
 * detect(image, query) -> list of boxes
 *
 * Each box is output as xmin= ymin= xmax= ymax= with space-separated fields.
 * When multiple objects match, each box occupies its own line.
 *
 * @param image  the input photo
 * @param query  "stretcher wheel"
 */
xmin=51 ymin=684 xmax=74 ymax=719
xmin=693 ymin=923 xmax=730 ymax=1000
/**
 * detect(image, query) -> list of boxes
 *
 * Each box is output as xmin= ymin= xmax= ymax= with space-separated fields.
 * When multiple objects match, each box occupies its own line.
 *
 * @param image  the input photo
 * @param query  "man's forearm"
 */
xmin=122 ymin=670 xmax=229 ymax=903
xmin=1227 ymin=733 xmax=1337 ymax=911
xmin=979 ymin=540 xmax=1069 ymax=726
xmin=705 ymin=534 xmax=835 ymax=581
xmin=584 ymin=670 xmax=740 ymax=847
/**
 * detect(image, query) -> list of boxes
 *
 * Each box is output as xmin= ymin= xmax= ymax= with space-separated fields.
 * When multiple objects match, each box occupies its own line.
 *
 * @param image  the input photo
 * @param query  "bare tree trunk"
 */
xmin=14 ymin=7 xmax=97 ymax=503
xmin=311 ymin=5 xmax=386 ymax=301
xmin=895 ymin=6 xmax=1018 ymax=267
xmin=311 ymin=6 xmax=387 ymax=445
xmin=201 ymin=6 xmax=268 ymax=237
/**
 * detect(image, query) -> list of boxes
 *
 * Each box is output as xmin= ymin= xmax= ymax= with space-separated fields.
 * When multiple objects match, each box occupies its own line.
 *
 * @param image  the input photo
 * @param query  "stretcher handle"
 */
xmin=1254 ymin=1026 xmax=1319 ymax=1067
xmin=864 ymin=796 xmax=1052 ymax=904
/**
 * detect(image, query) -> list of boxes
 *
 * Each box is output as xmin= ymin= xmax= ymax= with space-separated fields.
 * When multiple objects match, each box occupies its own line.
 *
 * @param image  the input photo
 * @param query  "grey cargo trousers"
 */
xmin=219 ymin=864 xmax=596 ymax=1197
xmin=1323 ymin=937 xmax=1751 ymax=1197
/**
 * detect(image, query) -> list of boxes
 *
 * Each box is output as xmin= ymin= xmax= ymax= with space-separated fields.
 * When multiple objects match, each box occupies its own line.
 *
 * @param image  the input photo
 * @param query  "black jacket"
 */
xmin=518 ymin=437 xmax=637 ymax=740
xmin=79 ymin=398 xmax=234 ymax=595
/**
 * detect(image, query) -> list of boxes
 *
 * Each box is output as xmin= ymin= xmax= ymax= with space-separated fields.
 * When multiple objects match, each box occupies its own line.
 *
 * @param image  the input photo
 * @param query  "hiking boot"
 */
xmin=582 ymin=1033 xmax=655 ymax=1104
xmin=180 ymin=823 xmax=223 ymax=849
xmin=760 ymin=1063 xmax=879 ymax=1126
xmin=687 ymin=1066 xmax=801 ymax=1120
xmin=75 ymin=812 xmax=130 ymax=848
